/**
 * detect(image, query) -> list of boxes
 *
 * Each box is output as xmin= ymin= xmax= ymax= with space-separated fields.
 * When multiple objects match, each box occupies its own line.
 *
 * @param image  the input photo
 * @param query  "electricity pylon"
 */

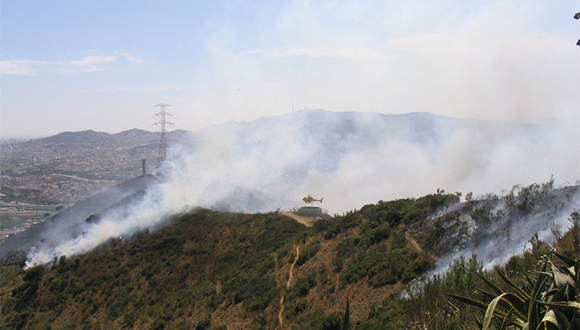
xmin=154 ymin=103 xmax=174 ymax=166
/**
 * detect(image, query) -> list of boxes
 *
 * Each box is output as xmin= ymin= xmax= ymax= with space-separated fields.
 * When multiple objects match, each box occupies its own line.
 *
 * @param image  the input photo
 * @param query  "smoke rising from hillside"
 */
xmin=433 ymin=187 xmax=580 ymax=274
xmin=171 ymin=111 xmax=578 ymax=214
xmin=26 ymin=111 xmax=579 ymax=267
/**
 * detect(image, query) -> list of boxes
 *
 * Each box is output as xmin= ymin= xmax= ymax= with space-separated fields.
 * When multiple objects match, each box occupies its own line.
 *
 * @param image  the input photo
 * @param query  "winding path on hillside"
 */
xmin=278 ymin=244 xmax=301 ymax=328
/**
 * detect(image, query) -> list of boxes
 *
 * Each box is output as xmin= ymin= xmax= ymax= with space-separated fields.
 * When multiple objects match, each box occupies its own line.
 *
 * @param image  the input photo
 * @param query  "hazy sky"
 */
xmin=1 ymin=0 xmax=578 ymax=138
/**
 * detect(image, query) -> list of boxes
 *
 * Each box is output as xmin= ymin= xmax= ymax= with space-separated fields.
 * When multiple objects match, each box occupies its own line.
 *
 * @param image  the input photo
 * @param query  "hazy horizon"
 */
xmin=2 ymin=1 xmax=578 ymax=138
xmin=1 ymin=108 xmax=574 ymax=140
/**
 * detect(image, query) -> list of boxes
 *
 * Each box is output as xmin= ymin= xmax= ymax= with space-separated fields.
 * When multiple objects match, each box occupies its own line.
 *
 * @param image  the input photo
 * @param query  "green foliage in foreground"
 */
xmin=447 ymin=212 xmax=580 ymax=330
xmin=450 ymin=252 xmax=580 ymax=330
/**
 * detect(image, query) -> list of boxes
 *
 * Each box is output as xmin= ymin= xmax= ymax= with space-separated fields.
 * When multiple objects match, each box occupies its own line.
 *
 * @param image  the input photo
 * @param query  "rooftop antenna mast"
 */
xmin=154 ymin=103 xmax=174 ymax=166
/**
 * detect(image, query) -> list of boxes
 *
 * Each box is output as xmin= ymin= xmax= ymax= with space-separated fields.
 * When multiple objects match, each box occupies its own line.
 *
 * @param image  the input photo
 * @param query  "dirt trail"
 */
xmin=278 ymin=245 xmax=300 ymax=328
xmin=287 ymin=245 xmax=300 ymax=287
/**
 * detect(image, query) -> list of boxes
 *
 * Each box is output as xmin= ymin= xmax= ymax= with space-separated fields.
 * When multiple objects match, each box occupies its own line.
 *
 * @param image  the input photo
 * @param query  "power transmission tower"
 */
xmin=153 ymin=103 xmax=174 ymax=166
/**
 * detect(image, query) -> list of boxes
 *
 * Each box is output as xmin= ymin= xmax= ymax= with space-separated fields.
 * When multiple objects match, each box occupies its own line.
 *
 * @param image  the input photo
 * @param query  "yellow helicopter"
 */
xmin=303 ymin=194 xmax=323 ymax=204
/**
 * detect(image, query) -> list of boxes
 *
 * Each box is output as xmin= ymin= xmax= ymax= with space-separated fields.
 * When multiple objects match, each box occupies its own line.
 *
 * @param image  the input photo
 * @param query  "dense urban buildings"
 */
xmin=0 ymin=129 xmax=162 ymax=240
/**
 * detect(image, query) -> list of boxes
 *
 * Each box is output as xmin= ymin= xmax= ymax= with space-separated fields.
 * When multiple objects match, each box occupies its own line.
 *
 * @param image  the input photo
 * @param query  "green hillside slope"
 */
xmin=2 ymin=184 xmax=579 ymax=329
xmin=2 ymin=191 xmax=453 ymax=329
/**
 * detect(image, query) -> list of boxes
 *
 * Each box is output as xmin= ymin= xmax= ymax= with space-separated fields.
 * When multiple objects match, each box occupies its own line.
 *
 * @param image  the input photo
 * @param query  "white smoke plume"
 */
xmin=25 ymin=110 xmax=579 ymax=267
xmin=430 ymin=185 xmax=580 ymax=274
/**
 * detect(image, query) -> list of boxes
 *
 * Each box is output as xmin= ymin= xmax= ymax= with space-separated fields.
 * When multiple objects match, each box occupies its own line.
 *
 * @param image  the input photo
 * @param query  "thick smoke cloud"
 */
xmin=26 ymin=110 xmax=579 ymax=267
xmin=172 ymin=110 xmax=578 ymax=214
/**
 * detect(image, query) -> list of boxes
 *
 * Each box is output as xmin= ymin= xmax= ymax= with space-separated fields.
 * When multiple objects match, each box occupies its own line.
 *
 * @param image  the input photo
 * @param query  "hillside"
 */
xmin=2 ymin=182 xmax=579 ymax=329
xmin=0 ymin=194 xmax=450 ymax=329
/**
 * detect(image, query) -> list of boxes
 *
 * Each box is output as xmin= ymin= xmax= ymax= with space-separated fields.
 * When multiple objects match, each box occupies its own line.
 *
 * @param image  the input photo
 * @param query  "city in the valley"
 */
xmin=0 ymin=129 xmax=161 ymax=241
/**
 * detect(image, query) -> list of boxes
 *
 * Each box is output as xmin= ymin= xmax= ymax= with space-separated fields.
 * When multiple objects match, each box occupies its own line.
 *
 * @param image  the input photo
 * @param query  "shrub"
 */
xmin=291 ymin=300 xmax=309 ymax=315
xmin=297 ymin=239 xmax=321 ymax=266
xmin=292 ymin=274 xmax=317 ymax=297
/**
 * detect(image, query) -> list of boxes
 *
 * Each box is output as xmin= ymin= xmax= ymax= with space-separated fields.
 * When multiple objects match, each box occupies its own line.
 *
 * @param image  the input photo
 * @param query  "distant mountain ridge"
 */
xmin=39 ymin=129 xmax=158 ymax=147
xmin=23 ymin=128 xmax=194 ymax=150
xmin=27 ymin=110 xmax=529 ymax=151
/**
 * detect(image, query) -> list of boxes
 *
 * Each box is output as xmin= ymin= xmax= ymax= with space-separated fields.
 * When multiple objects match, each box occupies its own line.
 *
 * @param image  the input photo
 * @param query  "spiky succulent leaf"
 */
xmin=448 ymin=293 xmax=492 ymax=312
xmin=476 ymin=285 xmax=500 ymax=301
xmin=499 ymin=308 xmax=515 ymax=330
xmin=536 ymin=310 xmax=559 ymax=330
xmin=547 ymin=265 xmax=577 ymax=303
xmin=548 ymin=309 xmax=571 ymax=330
xmin=528 ymin=262 xmax=551 ymax=329
xmin=575 ymin=258 xmax=580 ymax=285
xmin=497 ymin=270 xmax=531 ymax=300
xmin=551 ymin=264 xmax=573 ymax=288
xmin=551 ymin=251 xmax=576 ymax=268
xmin=534 ymin=300 xmax=580 ymax=311
xmin=482 ymin=293 xmax=528 ymax=330
xmin=494 ymin=293 xmax=528 ymax=320
xmin=521 ymin=267 xmax=535 ymax=288
xmin=478 ymin=272 xmax=506 ymax=296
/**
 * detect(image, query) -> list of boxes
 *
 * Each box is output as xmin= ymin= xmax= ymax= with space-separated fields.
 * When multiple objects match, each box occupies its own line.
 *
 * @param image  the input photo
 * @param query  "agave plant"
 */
xmin=448 ymin=252 xmax=580 ymax=329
